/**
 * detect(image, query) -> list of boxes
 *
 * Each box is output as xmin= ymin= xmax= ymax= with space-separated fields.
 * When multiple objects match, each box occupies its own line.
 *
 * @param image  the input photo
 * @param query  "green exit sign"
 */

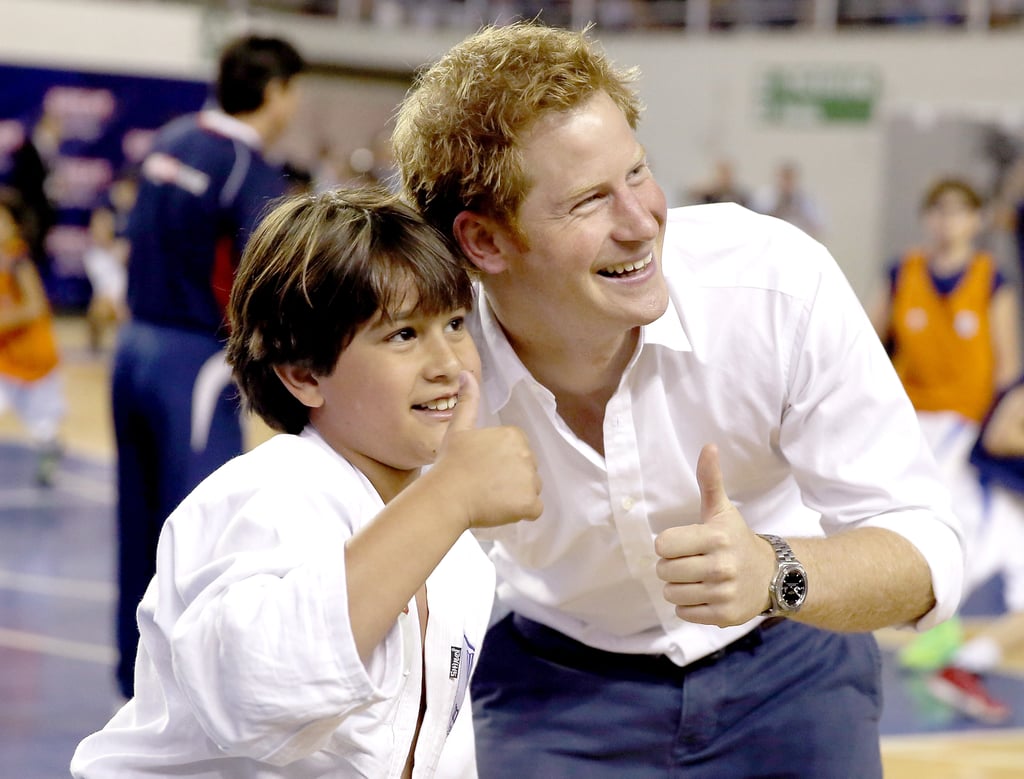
xmin=760 ymin=65 xmax=882 ymax=124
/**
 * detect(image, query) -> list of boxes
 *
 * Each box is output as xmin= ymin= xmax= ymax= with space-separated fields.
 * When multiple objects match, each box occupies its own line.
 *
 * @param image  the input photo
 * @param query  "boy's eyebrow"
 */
xmin=382 ymin=305 xmax=420 ymax=324
xmin=365 ymin=305 xmax=419 ymax=331
xmin=391 ymin=306 xmax=421 ymax=321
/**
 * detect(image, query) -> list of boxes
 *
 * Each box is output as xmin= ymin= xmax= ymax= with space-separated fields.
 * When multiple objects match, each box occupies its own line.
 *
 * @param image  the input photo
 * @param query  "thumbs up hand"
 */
xmin=431 ymin=371 xmax=543 ymax=531
xmin=441 ymin=368 xmax=482 ymax=438
xmin=654 ymin=444 xmax=776 ymax=626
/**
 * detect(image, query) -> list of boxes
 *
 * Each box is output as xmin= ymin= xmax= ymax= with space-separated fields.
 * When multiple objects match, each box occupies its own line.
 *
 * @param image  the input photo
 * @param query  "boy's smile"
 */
xmin=413 ymin=393 xmax=460 ymax=414
xmin=304 ymin=297 xmax=480 ymax=499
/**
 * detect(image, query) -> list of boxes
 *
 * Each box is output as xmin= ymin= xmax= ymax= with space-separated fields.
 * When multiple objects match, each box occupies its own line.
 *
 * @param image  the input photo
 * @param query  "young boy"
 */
xmin=70 ymin=188 xmax=543 ymax=778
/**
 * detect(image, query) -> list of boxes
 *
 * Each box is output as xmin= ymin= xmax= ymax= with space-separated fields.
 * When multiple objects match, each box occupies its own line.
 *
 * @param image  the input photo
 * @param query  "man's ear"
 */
xmin=453 ymin=210 xmax=512 ymax=275
xmin=273 ymin=364 xmax=324 ymax=409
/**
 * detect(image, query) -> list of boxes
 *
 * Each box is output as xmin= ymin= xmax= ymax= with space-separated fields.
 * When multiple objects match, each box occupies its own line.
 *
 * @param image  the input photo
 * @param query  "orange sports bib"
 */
xmin=889 ymin=251 xmax=996 ymax=422
xmin=0 ymin=256 xmax=59 ymax=382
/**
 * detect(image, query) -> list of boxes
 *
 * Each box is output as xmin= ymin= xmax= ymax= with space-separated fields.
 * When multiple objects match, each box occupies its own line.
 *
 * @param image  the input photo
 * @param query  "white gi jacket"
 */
xmin=71 ymin=428 xmax=493 ymax=778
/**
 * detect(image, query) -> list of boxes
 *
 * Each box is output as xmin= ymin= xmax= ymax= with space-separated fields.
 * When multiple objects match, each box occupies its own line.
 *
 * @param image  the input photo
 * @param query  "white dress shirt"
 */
xmin=470 ymin=202 xmax=964 ymax=667
xmin=71 ymin=429 xmax=492 ymax=778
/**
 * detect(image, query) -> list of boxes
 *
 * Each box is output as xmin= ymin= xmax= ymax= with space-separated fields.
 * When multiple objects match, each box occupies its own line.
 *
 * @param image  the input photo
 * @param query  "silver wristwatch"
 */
xmin=758 ymin=533 xmax=808 ymax=616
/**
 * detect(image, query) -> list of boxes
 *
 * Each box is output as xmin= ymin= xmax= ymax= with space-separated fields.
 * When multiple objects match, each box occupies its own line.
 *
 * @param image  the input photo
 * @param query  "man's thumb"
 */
xmin=447 ymin=370 xmax=480 ymax=434
xmin=696 ymin=443 xmax=731 ymax=521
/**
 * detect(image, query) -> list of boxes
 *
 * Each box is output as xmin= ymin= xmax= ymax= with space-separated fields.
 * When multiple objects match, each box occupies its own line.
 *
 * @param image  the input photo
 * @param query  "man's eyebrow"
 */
xmin=558 ymin=181 xmax=600 ymax=209
xmin=558 ymin=146 xmax=649 ymax=208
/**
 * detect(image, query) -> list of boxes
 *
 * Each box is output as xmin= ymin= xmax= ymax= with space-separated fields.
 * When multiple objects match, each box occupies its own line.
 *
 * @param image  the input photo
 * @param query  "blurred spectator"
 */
xmin=993 ymin=154 xmax=1024 ymax=280
xmin=751 ymin=160 xmax=826 ymax=240
xmin=111 ymin=34 xmax=306 ymax=699
xmin=0 ymin=115 xmax=58 ymax=280
xmin=685 ymin=157 xmax=749 ymax=207
xmin=0 ymin=186 xmax=64 ymax=486
xmin=839 ymin=0 xmax=966 ymax=26
xmin=82 ymin=171 xmax=136 ymax=352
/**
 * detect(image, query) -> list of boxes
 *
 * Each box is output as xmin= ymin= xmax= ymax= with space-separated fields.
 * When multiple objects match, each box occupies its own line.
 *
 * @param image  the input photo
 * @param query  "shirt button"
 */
xmin=621 ymin=496 xmax=635 ymax=511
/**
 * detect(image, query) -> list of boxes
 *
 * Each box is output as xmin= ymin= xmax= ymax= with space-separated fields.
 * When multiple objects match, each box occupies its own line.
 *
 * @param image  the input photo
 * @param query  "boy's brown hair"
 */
xmin=226 ymin=187 xmax=474 ymax=434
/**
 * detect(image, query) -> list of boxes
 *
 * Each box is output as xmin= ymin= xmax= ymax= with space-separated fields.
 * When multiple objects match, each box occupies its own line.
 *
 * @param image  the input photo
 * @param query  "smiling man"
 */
xmin=393 ymin=22 xmax=964 ymax=778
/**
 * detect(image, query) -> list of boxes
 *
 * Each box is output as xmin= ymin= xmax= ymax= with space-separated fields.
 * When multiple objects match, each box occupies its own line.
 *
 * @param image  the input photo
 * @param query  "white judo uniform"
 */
xmin=71 ymin=428 xmax=494 ymax=778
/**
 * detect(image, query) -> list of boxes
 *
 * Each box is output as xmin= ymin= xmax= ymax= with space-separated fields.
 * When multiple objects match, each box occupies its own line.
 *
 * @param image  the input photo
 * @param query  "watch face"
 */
xmin=780 ymin=567 xmax=807 ymax=608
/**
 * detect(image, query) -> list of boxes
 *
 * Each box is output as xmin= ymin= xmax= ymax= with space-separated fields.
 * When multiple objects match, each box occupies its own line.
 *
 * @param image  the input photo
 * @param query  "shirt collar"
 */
xmin=198 ymin=109 xmax=262 ymax=149
xmin=474 ymin=283 xmax=692 ymax=415
xmin=640 ymin=287 xmax=691 ymax=354
xmin=474 ymin=286 xmax=533 ymax=415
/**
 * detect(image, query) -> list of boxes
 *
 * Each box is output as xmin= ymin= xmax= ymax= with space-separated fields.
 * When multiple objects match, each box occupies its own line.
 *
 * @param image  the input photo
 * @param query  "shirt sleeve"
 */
xmin=778 ymin=240 xmax=965 ymax=630
xmin=162 ymin=484 xmax=403 ymax=765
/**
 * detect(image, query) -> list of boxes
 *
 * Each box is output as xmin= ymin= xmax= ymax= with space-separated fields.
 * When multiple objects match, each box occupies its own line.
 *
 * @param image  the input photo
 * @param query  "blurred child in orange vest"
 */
xmin=871 ymin=177 xmax=1021 ymax=423
xmin=0 ymin=187 xmax=64 ymax=486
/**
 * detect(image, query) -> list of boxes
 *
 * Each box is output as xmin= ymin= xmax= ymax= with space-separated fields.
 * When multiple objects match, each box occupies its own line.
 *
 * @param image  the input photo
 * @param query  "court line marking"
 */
xmin=880 ymin=748 xmax=1024 ymax=770
xmin=0 ymin=474 xmax=113 ymax=508
xmin=0 ymin=627 xmax=115 ymax=665
xmin=0 ymin=568 xmax=114 ymax=601
xmin=882 ymin=727 xmax=1024 ymax=747
xmin=57 ymin=468 xmax=116 ymax=503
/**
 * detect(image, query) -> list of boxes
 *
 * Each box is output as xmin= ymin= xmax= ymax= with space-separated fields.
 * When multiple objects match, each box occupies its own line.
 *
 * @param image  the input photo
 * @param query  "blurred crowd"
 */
xmin=212 ymin=0 xmax=1024 ymax=31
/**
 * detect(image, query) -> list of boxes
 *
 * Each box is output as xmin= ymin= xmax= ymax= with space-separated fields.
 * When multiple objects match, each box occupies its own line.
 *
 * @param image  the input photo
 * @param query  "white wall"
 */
xmin=0 ymin=0 xmax=207 ymax=77
xmin=3 ymin=0 xmax=1021 ymax=297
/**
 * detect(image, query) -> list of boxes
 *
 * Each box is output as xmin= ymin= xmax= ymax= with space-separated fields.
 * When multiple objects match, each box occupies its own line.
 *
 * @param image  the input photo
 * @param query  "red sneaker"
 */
xmin=926 ymin=667 xmax=1012 ymax=724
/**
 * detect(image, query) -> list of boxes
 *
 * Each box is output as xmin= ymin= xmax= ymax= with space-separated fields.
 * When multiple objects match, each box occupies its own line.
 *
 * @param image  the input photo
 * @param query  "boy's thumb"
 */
xmin=447 ymin=370 xmax=480 ymax=434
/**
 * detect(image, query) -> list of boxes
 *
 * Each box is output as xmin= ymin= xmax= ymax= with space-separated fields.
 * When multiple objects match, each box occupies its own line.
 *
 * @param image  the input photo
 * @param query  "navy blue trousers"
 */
xmin=471 ymin=613 xmax=883 ymax=778
xmin=111 ymin=321 xmax=243 ymax=697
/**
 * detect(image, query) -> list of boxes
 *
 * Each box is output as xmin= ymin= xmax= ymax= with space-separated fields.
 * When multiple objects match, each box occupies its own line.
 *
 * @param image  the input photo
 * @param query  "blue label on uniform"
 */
xmin=447 ymin=634 xmax=476 ymax=734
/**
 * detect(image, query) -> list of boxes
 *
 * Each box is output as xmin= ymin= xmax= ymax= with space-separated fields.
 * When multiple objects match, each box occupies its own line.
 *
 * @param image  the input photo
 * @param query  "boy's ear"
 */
xmin=453 ymin=210 xmax=511 ymax=275
xmin=273 ymin=364 xmax=324 ymax=409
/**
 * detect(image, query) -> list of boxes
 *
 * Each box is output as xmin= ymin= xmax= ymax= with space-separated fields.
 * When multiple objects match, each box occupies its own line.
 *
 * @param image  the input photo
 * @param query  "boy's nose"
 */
xmin=424 ymin=336 xmax=462 ymax=380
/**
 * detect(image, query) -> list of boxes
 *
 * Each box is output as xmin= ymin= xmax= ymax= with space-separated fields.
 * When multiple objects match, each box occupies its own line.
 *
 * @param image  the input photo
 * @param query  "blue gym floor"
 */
xmin=1 ymin=440 xmax=1023 ymax=777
